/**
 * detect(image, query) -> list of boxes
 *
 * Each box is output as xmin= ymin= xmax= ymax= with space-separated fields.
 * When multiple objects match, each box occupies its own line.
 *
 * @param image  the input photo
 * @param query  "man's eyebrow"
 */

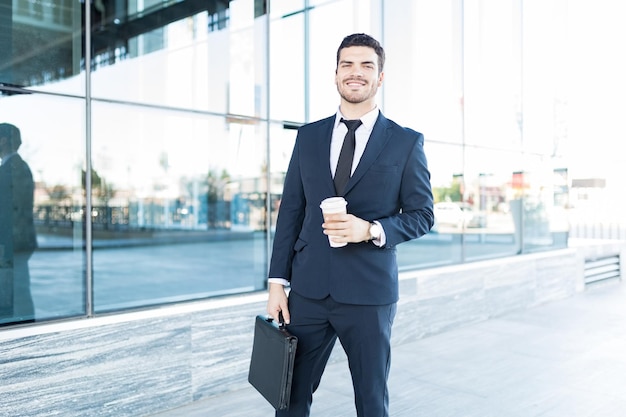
xmin=339 ymin=59 xmax=376 ymax=66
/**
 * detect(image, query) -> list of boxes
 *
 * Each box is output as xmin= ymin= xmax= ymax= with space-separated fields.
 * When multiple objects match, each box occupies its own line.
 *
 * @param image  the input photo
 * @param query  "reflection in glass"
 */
xmin=384 ymin=0 xmax=464 ymax=143
xmin=462 ymin=148 xmax=522 ymax=261
xmin=0 ymin=0 xmax=83 ymax=94
xmin=398 ymin=143 xmax=464 ymax=269
xmin=269 ymin=0 xmax=305 ymax=18
xmin=308 ymin=0 xmax=365 ymax=122
xmin=268 ymin=122 xmax=298 ymax=248
xmin=463 ymin=0 xmax=523 ymax=151
xmin=91 ymin=103 xmax=269 ymax=312
xmin=0 ymin=123 xmax=37 ymax=324
xmin=514 ymin=160 xmax=569 ymax=253
xmin=0 ymin=0 xmax=579 ymax=328
xmin=91 ymin=0 xmax=268 ymax=116
xmin=269 ymin=10 xmax=305 ymax=122
xmin=0 ymin=92 xmax=86 ymax=323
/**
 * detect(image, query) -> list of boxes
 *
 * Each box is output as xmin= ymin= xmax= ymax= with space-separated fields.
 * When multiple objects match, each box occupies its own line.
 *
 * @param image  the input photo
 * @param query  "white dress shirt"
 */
xmin=330 ymin=107 xmax=379 ymax=178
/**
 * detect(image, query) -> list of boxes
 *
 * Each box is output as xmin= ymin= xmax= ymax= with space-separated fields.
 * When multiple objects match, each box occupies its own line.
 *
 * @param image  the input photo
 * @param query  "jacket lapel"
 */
xmin=343 ymin=113 xmax=392 ymax=195
xmin=315 ymin=116 xmax=337 ymax=194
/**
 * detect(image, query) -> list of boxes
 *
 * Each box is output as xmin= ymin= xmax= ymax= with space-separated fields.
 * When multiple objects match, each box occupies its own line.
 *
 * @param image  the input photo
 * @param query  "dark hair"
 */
xmin=0 ymin=123 xmax=22 ymax=150
xmin=336 ymin=33 xmax=385 ymax=73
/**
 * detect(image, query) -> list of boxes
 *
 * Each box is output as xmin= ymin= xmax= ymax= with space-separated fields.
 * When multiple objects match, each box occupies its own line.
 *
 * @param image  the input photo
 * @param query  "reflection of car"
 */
xmin=433 ymin=202 xmax=471 ymax=228
xmin=457 ymin=203 xmax=487 ymax=228
xmin=433 ymin=202 xmax=487 ymax=229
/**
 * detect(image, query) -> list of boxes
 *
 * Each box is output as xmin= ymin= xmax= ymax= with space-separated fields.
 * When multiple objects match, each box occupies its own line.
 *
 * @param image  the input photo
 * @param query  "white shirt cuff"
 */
xmin=268 ymin=278 xmax=290 ymax=286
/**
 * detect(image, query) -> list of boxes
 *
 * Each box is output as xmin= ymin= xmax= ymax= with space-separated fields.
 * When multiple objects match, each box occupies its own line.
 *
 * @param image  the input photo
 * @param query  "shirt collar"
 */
xmin=334 ymin=107 xmax=380 ymax=131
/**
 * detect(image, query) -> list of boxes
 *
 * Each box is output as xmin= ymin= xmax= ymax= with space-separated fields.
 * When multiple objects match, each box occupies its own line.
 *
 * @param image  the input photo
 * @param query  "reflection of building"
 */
xmin=2 ymin=0 xmax=233 ymax=86
xmin=553 ymin=168 xmax=570 ymax=207
xmin=228 ymin=173 xmax=285 ymax=231
xmin=570 ymin=178 xmax=606 ymax=205
xmin=2 ymin=0 xmax=81 ymax=85
xmin=33 ymin=172 xmax=289 ymax=233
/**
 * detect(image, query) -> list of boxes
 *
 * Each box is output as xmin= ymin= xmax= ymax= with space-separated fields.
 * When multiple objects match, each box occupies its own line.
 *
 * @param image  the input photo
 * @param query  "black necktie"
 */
xmin=334 ymin=118 xmax=362 ymax=196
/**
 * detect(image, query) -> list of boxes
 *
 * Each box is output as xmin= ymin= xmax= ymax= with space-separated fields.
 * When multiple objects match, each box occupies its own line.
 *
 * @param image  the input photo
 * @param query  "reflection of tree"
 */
xmin=82 ymin=168 xmax=115 ymax=229
xmin=433 ymin=182 xmax=462 ymax=203
xmin=47 ymin=185 xmax=71 ymax=202
xmin=82 ymin=168 xmax=114 ymax=202
xmin=206 ymin=169 xmax=229 ymax=229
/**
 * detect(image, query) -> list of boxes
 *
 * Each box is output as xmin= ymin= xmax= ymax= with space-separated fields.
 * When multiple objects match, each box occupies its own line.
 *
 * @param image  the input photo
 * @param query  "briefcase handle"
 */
xmin=268 ymin=311 xmax=287 ymax=329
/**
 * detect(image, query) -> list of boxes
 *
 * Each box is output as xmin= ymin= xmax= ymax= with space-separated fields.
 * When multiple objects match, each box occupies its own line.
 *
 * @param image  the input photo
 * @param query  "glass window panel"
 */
xmin=463 ymin=0 xmax=523 ymax=151
xmin=463 ymin=147 xmax=523 ymax=261
xmin=308 ymin=0 xmax=365 ymax=122
xmin=269 ymin=11 xmax=305 ymax=122
xmin=0 ymin=92 xmax=86 ymax=325
xmin=518 ymin=154 xmax=568 ymax=253
xmin=91 ymin=102 xmax=268 ymax=312
xmin=0 ymin=0 xmax=84 ymax=95
xmin=91 ymin=0 xmax=266 ymax=117
xmin=269 ymin=0 xmax=305 ymax=18
xmin=398 ymin=142 xmax=464 ymax=269
xmin=268 ymin=122 xmax=298 ymax=238
xmin=0 ymin=0 xmax=585 ymax=329
xmin=385 ymin=0 xmax=464 ymax=141
xmin=229 ymin=0 xmax=267 ymax=118
xmin=521 ymin=0 xmax=568 ymax=156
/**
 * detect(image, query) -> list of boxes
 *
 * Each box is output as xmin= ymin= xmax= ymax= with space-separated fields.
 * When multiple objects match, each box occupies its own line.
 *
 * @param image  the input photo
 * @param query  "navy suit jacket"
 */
xmin=268 ymin=112 xmax=434 ymax=305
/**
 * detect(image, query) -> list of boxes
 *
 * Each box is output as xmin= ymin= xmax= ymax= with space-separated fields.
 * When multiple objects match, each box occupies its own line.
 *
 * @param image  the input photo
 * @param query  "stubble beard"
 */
xmin=337 ymin=81 xmax=378 ymax=105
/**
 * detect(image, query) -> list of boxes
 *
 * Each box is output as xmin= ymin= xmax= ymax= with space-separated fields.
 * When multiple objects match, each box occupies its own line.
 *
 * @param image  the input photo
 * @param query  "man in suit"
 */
xmin=266 ymin=34 xmax=434 ymax=416
xmin=0 ymin=123 xmax=37 ymax=323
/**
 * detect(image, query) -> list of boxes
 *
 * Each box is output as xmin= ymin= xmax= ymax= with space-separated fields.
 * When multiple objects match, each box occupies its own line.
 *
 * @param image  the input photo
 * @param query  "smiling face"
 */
xmin=335 ymin=46 xmax=384 ymax=112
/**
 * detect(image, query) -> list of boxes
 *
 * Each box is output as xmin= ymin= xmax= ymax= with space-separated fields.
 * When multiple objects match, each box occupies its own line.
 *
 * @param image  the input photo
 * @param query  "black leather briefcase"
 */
xmin=248 ymin=314 xmax=298 ymax=410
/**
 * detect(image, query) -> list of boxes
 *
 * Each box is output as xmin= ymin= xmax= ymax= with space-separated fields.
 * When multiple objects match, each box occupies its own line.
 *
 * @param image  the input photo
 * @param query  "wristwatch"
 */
xmin=369 ymin=222 xmax=382 ymax=241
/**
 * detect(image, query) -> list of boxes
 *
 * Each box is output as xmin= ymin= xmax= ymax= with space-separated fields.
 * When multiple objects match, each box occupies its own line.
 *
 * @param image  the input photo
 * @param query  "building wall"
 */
xmin=1 ymin=0 xmax=586 ymax=327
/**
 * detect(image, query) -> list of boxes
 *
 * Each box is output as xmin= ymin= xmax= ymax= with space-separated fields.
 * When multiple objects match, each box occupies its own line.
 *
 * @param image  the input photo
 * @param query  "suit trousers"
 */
xmin=276 ymin=291 xmax=397 ymax=417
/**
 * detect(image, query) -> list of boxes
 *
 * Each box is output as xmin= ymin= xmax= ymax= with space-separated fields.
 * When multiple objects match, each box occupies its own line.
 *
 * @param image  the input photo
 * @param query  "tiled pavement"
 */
xmin=151 ymin=280 xmax=626 ymax=417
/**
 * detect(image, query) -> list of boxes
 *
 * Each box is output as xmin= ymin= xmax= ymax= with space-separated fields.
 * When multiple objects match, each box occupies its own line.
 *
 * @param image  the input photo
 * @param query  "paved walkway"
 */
xmin=151 ymin=280 xmax=626 ymax=417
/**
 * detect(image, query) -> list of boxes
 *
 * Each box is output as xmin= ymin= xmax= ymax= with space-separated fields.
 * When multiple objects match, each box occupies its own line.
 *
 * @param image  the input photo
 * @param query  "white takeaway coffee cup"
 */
xmin=320 ymin=197 xmax=348 ymax=248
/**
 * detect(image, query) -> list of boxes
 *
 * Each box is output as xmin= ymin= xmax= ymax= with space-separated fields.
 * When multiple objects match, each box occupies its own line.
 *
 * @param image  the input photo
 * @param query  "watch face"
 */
xmin=370 ymin=224 xmax=380 ymax=239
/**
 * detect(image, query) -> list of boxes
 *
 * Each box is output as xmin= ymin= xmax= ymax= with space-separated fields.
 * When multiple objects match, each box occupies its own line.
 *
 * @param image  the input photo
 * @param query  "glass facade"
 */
xmin=1 ymin=0 xmax=576 ymax=326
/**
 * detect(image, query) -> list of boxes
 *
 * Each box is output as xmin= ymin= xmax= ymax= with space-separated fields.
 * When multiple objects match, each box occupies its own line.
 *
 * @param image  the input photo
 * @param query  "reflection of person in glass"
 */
xmin=0 ymin=123 xmax=37 ymax=323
